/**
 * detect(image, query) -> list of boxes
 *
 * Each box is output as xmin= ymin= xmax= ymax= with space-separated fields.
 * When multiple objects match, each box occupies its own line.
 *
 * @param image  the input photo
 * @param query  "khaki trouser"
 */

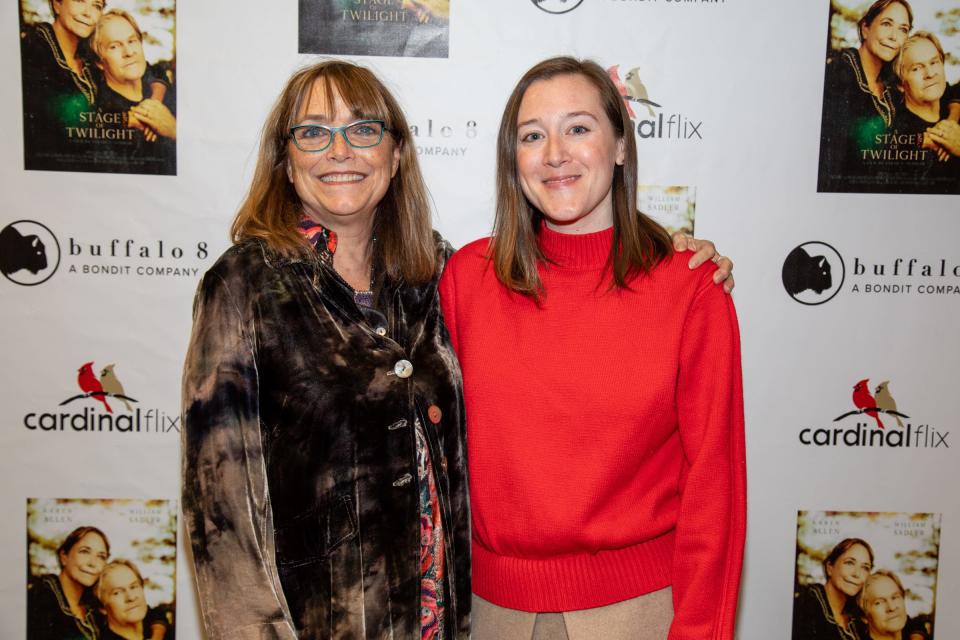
xmin=472 ymin=587 xmax=673 ymax=640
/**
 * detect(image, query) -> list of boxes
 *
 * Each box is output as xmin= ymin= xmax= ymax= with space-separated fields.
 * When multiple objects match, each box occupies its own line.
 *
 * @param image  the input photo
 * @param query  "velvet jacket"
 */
xmin=181 ymin=235 xmax=470 ymax=639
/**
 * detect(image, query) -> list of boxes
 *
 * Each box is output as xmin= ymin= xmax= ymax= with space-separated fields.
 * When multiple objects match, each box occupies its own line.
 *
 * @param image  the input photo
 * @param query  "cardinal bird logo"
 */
xmin=59 ymin=361 xmax=138 ymax=412
xmin=624 ymin=67 xmax=658 ymax=118
xmin=852 ymin=379 xmax=883 ymax=429
xmin=606 ymin=65 xmax=662 ymax=120
xmin=100 ymin=364 xmax=133 ymax=412
xmin=607 ymin=65 xmax=636 ymax=118
xmin=78 ymin=362 xmax=112 ymax=413
xmin=833 ymin=377 xmax=910 ymax=428
xmin=874 ymin=381 xmax=904 ymax=429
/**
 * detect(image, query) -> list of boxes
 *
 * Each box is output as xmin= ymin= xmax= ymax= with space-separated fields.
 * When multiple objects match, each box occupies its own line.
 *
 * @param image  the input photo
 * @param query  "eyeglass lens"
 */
xmin=293 ymin=121 xmax=384 ymax=150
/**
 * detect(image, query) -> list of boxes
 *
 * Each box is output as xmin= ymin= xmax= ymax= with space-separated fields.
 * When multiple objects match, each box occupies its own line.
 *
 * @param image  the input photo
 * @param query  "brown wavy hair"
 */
xmin=858 ymin=0 xmax=914 ymax=44
xmin=231 ymin=60 xmax=436 ymax=284
xmin=57 ymin=526 xmax=111 ymax=568
xmin=50 ymin=0 xmax=107 ymax=20
xmin=823 ymin=537 xmax=874 ymax=581
xmin=491 ymin=56 xmax=671 ymax=298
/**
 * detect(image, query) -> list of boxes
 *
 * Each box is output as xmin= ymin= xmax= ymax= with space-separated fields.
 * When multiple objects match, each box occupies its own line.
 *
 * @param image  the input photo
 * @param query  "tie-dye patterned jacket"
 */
xmin=181 ymin=235 xmax=470 ymax=639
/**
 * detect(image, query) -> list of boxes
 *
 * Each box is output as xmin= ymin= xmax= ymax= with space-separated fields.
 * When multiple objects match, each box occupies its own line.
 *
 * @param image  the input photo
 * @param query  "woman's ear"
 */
xmin=616 ymin=137 xmax=625 ymax=166
xmin=391 ymin=139 xmax=401 ymax=178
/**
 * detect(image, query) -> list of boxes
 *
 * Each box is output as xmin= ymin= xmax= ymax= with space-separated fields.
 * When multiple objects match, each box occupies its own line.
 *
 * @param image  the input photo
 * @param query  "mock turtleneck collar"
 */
xmin=537 ymin=223 xmax=613 ymax=270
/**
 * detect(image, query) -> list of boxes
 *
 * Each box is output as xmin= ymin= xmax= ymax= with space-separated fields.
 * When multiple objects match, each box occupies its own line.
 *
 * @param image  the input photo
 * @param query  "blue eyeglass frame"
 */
xmin=289 ymin=119 xmax=388 ymax=152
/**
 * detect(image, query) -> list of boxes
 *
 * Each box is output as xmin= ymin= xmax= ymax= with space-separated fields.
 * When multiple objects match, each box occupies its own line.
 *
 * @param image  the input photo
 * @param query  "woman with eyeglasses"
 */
xmin=181 ymin=59 xmax=732 ymax=640
xmin=182 ymin=59 xmax=472 ymax=640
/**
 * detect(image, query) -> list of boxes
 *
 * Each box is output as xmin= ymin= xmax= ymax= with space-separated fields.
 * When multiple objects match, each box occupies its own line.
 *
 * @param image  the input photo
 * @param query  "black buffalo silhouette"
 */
xmin=0 ymin=225 xmax=48 ymax=276
xmin=782 ymin=246 xmax=832 ymax=295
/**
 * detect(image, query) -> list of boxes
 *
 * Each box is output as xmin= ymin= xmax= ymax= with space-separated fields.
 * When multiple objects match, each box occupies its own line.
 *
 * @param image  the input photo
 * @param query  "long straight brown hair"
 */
xmin=231 ymin=60 xmax=437 ymax=284
xmin=491 ymin=56 xmax=672 ymax=297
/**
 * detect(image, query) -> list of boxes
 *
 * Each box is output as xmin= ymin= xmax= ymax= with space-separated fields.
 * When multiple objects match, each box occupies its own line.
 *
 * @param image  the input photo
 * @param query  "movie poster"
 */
xmin=299 ymin=0 xmax=449 ymax=58
xmin=638 ymin=185 xmax=696 ymax=235
xmin=26 ymin=498 xmax=176 ymax=639
xmin=19 ymin=0 xmax=176 ymax=175
xmin=817 ymin=0 xmax=959 ymax=194
xmin=792 ymin=511 xmax=940 ymax=640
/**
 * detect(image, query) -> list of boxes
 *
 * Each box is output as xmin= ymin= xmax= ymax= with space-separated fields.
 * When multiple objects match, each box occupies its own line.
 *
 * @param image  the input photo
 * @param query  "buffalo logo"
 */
xmin=531 ymin=0 xmax=584 ymax=14
xmin=835 ymin=378 xmax=909 ymax=429
xmin=0 ymin=220 xmax=60 ymax=286
xmin=607 ymin=65 xmax=662 ymax=118
xmin=60 ymin=362 xmax=138 ymax=413
xmin=782 ymin=241 xmax=845 ymax=305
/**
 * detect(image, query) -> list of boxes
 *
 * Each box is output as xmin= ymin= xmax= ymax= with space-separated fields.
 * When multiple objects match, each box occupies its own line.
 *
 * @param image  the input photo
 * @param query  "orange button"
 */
xmin=427 ymin=405 xmax=442 ymax=424
xmin=441 ymin=456 xmax=449 ymax=473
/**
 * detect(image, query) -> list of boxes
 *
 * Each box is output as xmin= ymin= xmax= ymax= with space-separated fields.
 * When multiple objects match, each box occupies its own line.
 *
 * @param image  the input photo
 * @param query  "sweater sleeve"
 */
xmin=669 ymin=270 xmax=746 ymax=640
xmin=181 ymin=269 xmax=298 ymax=640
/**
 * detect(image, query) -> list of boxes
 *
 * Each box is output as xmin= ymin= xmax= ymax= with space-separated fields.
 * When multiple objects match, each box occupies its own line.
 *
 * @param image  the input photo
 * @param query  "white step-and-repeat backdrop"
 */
xmin=2 ymin=0 xmax=957 ymax=637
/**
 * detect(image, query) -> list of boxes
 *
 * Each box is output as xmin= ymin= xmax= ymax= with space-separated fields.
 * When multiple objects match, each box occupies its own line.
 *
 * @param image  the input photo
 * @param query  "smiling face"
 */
xmin=826 ymin=543 xmax=873 ymax=597
xmin=898 ymin=38 xmax=946 ymax=106
xmin=59 ymin=531 xmax=108 ymax=588
xmin=515 ymin=73 xmax=625 ymax=234
xmin=95 ymin=16 xmax=147 ymax=86
xmin=862 ymin=575 xmax=908 ymax=635
xmin=861 ymin=2 xmax=911 ymax=63
xmin=99 ymin=564 xmax=148 ymax=626
xmin=286 ymin=81 xmax=400 ymax=229
xmin=53 ymin=0 xmax=104 ymax=40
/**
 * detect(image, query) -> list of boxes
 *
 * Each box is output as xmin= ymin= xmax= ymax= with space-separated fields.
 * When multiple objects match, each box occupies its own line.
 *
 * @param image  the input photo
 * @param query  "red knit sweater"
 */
xmin=439 ymin=225 xmax=746 ymax=639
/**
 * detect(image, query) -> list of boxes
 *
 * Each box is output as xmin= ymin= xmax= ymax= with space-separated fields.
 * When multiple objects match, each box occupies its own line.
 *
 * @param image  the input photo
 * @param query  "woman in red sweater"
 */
xmin=439 ymin=57 xmax=746 ymax=639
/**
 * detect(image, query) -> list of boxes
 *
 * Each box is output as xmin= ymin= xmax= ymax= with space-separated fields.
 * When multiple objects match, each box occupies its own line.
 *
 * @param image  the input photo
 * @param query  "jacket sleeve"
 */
xmin=669 ymin=271 xmax=747 ymax=640
xmin=438 ymin=251 xmax=460 ymax=354
xmin=181 ymin=269 xmax=298 ymax=640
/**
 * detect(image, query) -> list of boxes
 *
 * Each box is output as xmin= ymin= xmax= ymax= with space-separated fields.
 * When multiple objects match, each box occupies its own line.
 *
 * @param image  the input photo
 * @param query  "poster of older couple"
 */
xmin=19 ymin=0 xmax=176 ymax=175
xmin=817 ymin=0 xmax=959 ymax=194
xmin=26 ymin=498 xmax=176 ymax=640
xmin=792 ymin=510 xmax=940 ymax=640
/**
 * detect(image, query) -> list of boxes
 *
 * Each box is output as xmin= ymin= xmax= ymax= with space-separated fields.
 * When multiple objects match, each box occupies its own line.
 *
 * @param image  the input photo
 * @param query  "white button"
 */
xmin=375 ymin=326 xmax=387 ymax=336
xmin=393 ymin=360 xmax=413 ymax=378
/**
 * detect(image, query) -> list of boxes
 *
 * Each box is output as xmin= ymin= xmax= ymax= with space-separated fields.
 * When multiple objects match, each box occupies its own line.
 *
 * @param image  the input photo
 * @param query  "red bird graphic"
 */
xmin=852 ymin=378 xmax=882 ymax=429
xmin=606 ymin=65 xmax=636 ymax=118
xmin=78 ymin=362 xmax=112 ymax=413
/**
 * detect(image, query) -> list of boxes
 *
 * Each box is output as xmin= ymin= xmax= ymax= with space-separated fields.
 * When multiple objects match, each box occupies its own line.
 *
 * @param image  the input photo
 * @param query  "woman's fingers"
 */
xmin=687 ymin=238 xmax=718 ymax=269
xmin=712 ymin=256 xmax=735 ymax=293
xmin=670 ymin=232 xmax=733 ymax=292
